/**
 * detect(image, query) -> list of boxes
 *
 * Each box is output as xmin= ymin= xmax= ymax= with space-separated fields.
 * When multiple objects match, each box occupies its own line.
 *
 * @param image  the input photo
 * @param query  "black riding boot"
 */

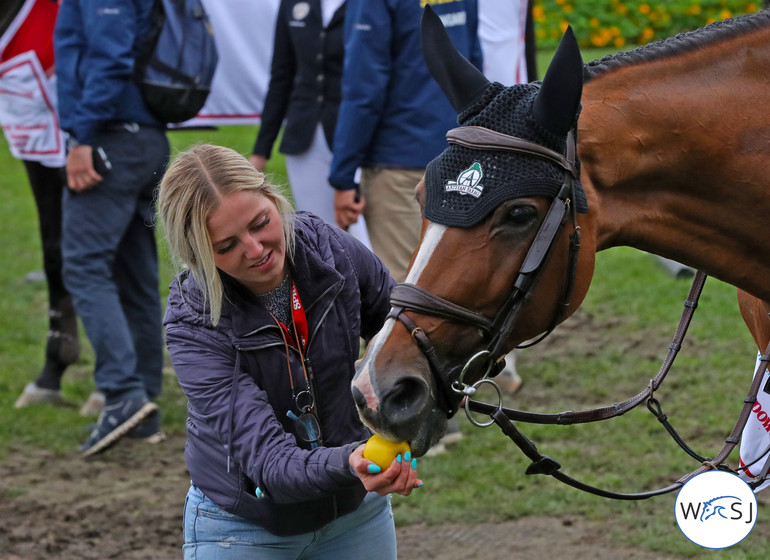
xmin=35 ymin=296 xmax=80 ymax=391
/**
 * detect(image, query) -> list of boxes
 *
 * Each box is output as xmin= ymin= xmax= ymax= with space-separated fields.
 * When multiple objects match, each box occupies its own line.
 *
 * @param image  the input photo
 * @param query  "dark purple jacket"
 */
xmin=163 ymin=213 xmax=395 ymax=536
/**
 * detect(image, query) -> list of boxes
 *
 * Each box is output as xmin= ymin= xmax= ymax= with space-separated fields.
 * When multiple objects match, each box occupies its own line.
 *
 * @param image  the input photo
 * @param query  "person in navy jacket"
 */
xmin=329 ymin=0 xmax=482 ymax=283
xmin=159 ymin=144 xmax=421 ymax=557
xmin=250 ymin=0 xmax=370 ymax=247
xmin=54 ymin=0 xmax=168 ymax=454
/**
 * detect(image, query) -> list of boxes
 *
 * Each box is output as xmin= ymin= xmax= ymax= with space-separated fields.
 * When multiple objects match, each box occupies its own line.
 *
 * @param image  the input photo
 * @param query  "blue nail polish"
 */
xmin=367 ymin=464 xmax=382 ymax=474
xmin=411 ymin=458 xmax=417 ymax=469
xmin=404 ymin=451 xmax=411 ymax=462
xmin=417 ymin=482 xmax=424 ymax=487
xmin=255 ymin=487 xmax=263 ymax=498
xmin=396 ymin=454 xmax=402 ymax=463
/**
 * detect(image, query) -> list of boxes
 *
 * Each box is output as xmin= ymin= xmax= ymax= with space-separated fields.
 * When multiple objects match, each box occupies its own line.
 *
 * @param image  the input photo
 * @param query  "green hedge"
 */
xmin=534 ymin=0 xmax=761 ymax=49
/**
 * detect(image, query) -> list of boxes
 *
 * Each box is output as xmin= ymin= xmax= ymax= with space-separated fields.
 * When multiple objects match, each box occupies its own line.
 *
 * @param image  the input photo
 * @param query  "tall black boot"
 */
xmin=15 ymin=298 xmax=81 ymax=408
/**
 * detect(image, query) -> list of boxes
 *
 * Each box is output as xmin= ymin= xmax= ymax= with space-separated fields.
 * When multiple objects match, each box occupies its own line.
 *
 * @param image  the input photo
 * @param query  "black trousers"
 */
xmin=23 ymin=159 xmax=69 ymax=307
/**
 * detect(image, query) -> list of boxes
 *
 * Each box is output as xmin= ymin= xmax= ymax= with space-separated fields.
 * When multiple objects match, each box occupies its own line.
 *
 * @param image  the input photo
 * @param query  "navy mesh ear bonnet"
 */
xmin=424 ymin=82 xmax=588 ymax=228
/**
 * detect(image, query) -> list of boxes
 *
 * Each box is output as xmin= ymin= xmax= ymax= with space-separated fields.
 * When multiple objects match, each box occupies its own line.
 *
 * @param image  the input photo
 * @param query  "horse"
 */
xmin=351 ymin=5 xmax=770 ymax=475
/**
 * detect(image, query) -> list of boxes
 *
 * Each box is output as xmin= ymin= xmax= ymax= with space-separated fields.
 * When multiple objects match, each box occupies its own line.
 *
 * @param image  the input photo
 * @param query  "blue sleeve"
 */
xmin=72 ymin=0 xmax=139 ymax=145
xmin=328 ymin=0 xmax=393 ymax=191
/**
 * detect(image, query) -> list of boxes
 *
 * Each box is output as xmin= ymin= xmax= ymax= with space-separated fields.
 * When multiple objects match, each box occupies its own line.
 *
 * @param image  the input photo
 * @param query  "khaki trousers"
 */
xmin=360 ymin=167 xmax=424 ymax=283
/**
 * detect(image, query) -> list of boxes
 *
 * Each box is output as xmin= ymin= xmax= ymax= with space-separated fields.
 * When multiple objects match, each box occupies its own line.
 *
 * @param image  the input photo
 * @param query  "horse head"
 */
xmin=352 ymin=6 xmax=598 ymax=455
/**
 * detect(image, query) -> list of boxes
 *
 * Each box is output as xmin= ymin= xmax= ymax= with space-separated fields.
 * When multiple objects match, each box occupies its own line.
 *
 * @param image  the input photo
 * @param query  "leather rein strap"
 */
xmin=467 ymin=270 xmax=770 ymax=498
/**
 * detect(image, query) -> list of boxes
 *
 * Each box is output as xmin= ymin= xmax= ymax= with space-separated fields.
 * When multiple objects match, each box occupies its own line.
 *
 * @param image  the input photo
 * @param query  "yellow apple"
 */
xmin=363 ymin=434 xmax=411 ymax=470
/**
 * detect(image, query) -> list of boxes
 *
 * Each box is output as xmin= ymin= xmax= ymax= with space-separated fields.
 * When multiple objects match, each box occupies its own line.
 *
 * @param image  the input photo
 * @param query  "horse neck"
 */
xmin=577 ymin=29 xmax=770 ymax=301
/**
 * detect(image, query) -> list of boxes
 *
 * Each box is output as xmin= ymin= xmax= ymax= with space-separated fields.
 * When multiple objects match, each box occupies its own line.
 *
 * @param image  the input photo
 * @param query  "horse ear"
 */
xmin=532 ymin=26 xmax=584 ymax=135
xmin=421 ymin=4 xmax=490 ymax=114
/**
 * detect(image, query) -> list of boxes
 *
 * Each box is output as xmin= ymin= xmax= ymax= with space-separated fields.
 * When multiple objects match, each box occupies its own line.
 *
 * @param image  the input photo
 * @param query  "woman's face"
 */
xmin=207 ymin=190 xmax=287 ymax=294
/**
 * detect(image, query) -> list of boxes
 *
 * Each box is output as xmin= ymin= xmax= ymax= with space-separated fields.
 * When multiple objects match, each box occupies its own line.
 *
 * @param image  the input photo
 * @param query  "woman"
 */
xmin=249 ymin=0 xmax=370 ymax=245
xmin=158 ymin=144 xmax=420 ymax=558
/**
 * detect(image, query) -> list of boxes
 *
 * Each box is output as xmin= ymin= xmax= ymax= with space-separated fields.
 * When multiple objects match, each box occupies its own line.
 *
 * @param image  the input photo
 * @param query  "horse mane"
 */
xmin=583 ymin=10 xmax=770 ymax=81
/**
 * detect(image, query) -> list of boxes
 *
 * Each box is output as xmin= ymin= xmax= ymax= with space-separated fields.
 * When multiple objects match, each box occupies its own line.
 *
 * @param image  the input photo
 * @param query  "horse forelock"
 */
xmin=584 ymin=11 xmax=770 ymax=82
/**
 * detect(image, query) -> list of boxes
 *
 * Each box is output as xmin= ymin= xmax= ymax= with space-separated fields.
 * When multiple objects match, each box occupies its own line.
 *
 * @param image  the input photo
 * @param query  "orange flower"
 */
xmin=614 ymin=37 xmax=626 ymax=47
xmin=638 ymin=3 xmax=651 ymax=13
xmin=616 ymin=4 xmax=628 ymax=13
xmin=589 ymin=17 xmax=599 ymax=26
xmin=590 ymin=32 xmax=608 ymax=47
xmin=641 ymin=27 xmax=654 ymax=42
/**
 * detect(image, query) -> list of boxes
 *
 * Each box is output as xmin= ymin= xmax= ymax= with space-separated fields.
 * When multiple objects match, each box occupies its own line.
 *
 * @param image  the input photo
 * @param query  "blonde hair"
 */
xmin=157 ymin=144 xmax=296 ymax=325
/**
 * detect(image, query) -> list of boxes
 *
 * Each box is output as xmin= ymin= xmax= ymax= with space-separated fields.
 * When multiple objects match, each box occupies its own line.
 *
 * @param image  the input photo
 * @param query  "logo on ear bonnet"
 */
xmin=445 ymin=162 xmax=484 ymax=198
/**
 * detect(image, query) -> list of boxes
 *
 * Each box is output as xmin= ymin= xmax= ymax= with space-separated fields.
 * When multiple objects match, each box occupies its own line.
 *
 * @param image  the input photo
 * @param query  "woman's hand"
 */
xmin=349 ymin=443 xmax=423 ymax=496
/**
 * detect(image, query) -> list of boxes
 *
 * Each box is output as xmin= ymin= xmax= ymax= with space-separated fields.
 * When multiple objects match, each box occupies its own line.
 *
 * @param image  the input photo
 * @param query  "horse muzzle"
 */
xmin=352 ymin=349 xmax=447 ymax=456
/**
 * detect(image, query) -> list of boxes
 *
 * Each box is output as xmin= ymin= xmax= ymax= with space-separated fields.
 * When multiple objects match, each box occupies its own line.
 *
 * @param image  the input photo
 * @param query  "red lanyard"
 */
xmin=275 ymin=282 xmax=308 ymax=351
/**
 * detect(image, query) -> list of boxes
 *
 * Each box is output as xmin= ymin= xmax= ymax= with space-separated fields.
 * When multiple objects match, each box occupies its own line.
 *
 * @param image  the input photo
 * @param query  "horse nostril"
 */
xmin=380 ymin=376 xmax=430 ymax=426
xmin=351 ymin=385 xmax=366 ymax=410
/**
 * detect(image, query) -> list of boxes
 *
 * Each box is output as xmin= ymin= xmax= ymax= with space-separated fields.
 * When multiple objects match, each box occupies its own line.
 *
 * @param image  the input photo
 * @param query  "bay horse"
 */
xmin=352 ymin=5 xmax=770 ymax=478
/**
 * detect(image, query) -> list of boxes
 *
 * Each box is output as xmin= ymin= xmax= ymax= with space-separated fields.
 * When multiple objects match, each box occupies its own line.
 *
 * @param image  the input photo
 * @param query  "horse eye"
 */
xmin=506 ymin=206 xmax=537 ymax=227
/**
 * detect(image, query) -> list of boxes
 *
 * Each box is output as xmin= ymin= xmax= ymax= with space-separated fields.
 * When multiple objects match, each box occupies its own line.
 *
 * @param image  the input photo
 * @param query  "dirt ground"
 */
xmin=0 ymin=431 xmax=689 ymax=560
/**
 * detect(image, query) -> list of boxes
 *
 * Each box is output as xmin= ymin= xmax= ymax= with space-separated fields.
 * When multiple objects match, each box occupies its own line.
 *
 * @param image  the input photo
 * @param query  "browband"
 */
xmin=446 ymin=126 xmax=578 ymax=177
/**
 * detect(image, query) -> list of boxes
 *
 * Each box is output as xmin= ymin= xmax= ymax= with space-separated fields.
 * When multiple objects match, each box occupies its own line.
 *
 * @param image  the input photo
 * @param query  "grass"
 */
xmin=2 ymin=45 xmax=768 ymax=557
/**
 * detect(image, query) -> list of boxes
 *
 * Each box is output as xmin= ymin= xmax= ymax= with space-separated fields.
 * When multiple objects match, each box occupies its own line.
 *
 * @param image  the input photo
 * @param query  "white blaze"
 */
xmin=354 ymin=223 xmax=447 ymax=410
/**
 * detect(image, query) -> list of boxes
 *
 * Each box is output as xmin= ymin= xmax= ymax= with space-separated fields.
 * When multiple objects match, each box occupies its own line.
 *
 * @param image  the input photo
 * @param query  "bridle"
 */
xmin=388 ymin=124 xmax=583 ymax=417
xmin=385 ymin=125 xmax=770 ymax=499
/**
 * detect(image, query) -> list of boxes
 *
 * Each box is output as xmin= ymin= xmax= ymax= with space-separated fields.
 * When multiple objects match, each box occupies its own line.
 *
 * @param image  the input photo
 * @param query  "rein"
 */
xmin=463 ymin=271 xmax=770 ymax=498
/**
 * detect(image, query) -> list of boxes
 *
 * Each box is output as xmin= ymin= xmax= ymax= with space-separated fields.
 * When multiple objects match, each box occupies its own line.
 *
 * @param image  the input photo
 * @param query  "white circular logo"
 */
xmin=292 ymin=2 xmax=310 ymax=20
xmin=675 ymin=471 xmax=757 ymax=549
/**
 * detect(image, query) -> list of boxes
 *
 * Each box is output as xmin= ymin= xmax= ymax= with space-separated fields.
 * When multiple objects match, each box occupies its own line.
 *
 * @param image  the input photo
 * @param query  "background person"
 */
xmin=0 ymin=0 xmax=82 ymax=409
xmin=158 ymin=144 xmax=421 ymax=558
xmin=54 ymin=0 xmax=168 ymax=454
xmin=329 ymin=0 xmax=483 ymax=284
xmin=250 ymin=0 xmax=370 ymax=247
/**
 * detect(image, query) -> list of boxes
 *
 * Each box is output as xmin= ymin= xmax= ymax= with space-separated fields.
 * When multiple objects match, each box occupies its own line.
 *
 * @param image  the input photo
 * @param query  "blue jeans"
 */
xmin=182 ymin=484 xmax=397 ymax=559
xmin=61 ymin=124 xmax=169 ymax=403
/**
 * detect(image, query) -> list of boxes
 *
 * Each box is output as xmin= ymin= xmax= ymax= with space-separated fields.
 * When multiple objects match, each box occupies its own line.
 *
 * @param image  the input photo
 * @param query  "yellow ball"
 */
xmin=363 ymin=434 xmax=411 ymax=470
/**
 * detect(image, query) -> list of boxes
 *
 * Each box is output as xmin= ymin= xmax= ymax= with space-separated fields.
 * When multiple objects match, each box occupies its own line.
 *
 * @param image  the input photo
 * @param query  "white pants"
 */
xmin=285 ymin=124 xmax=371 ymax=249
